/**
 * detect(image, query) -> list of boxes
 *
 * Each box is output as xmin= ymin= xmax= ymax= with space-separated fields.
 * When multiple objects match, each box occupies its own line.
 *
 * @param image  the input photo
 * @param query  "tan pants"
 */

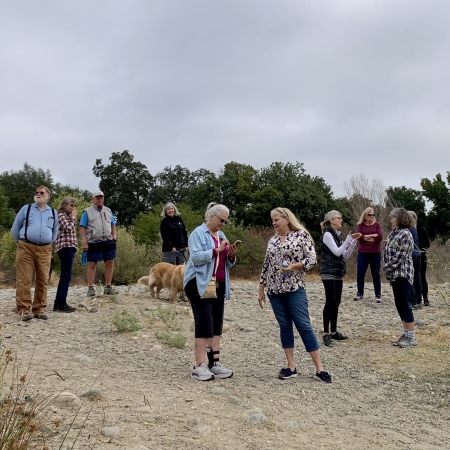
xmin=15 ymin=240 xmax=52 ymax=315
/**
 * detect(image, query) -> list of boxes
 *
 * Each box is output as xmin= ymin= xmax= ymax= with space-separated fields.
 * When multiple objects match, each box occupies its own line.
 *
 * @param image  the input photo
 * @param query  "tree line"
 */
xmin=1 ymin=151 xmax=449 ymax=243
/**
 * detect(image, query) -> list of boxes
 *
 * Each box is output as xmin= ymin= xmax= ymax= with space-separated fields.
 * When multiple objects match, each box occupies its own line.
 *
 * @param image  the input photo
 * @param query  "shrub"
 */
xmin=112 ymin=310 xmax=141 ymax=333
xmin=155 ymin=331 xmax=187 ymax=348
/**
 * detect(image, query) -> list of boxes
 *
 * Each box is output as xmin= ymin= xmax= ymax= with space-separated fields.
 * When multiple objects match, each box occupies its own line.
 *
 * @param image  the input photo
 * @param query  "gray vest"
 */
xmin=84 ymin=205 xmax=113 ymax=243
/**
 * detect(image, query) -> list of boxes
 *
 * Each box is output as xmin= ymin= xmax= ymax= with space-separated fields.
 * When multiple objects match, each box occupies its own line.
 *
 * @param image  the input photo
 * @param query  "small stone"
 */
xmin=101 ymin=426 xmax=120 ymax=438
xmin=212 ymin=387 xmax=227 ymax=395
xmin=74 ymin=354 xmax=92 ymax=364
xmin=228 ymin=395 xmax=240 ymax=405
xmin=80 ymin=388 xmax=104 ymax=400
xmin=248 ymin=412 xmax=267 ymax=425
xmin=52 ymin=391 xmax=81 ymax=408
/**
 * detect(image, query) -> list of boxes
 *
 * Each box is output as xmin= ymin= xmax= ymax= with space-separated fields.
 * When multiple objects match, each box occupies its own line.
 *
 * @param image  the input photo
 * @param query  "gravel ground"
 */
xmin=0 ymin=280 xmax=449 ymax=450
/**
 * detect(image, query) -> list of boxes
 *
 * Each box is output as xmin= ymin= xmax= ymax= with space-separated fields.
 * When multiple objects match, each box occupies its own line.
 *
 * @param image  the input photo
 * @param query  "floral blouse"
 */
xmin=260 ymin=230 xmax=316 ymax=295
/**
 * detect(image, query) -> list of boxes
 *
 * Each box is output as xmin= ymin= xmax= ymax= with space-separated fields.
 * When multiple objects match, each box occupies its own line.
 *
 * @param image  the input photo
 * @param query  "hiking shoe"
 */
xmin=278 ymin=367 xmax=298 ymax=379
xmin=354 ymin=294 xmax=363 ymax=301
xmin=53 ymin=304 xmax=77 ymax=313
xmin=423 ymin=299 xmax=430 ymax=306
xmin=375 ymin=295 xmax=382 ymax=303
xmin=87 ymin=287 xmax=96 ymax=298
xmin=322 ymin=334 xmax=332 ymax=347
xmin=411 ymin=303 xmax=422 ymax=310
xmin=209 ymin=362 xmax=233 ymax=379
xmin=398 ymin=337 xmax=418 ymax=348
xmin=316 ymin=371 xmax=332 ymax=383
xmin=103 ymin=286 xmax=117 ymax=295
xmin=191 ymin=363 xmax=215 ymax=381
xmin=392 ymin=334 xmax=408 ymax=346
xmin=20 ymin=313 xmax=33 ymax=321
xmin=331 ymin=331 xmax=348 ymax=341
xmin=33 ymin=314 xmax=48 ymax=320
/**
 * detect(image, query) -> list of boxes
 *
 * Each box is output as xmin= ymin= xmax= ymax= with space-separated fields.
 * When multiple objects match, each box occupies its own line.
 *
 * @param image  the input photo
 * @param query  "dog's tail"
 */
xmin=138 ymin=275 xmax=150 ymax=285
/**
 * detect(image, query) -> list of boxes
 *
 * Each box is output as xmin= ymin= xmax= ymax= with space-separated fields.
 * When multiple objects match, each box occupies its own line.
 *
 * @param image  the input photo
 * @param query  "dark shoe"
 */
xmin=33 ymin=314 xmax=48 ymax=320
xmin=322 ymin=334 xmax=332 ymax=347
xmin=20 ymin=313 xmax=33 ymax=321
xmin=278 ymin=367 xmax=298 ymax=380
xmin=103 ymin=286 xmax=117 ymax=295
xmin=87 ymin=287 xmax=96 ymax=298
xmin=423 ymin=299 xmax=430 ymax=306
xmin=331 ymin=331 xmax=348 ymax=341
xmin=53 ymin=304 xmax=77 ymax=313
xmin=411 ymin=303 xmax=422 ymax=310
xmin=316 ymin=371 xmax=332 ymax=383
xmin=354 ymin=294 xmax=363 ymax=301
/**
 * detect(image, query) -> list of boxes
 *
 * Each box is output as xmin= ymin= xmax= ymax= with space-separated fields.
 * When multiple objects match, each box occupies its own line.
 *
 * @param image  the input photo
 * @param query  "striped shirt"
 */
xmin=54 ymin=212 xmax=78 ymax=253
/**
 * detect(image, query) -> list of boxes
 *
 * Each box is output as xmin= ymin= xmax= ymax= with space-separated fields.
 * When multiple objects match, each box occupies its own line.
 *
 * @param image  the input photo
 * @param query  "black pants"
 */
xmin=322 ymin=279 xmax=343 ymax=334
xmin=420 ymin=254 xmax=429 ymax=300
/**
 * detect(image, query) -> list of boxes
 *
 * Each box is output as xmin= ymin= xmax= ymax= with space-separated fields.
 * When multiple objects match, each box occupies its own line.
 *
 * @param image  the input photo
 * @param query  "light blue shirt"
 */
xmin=11 ymin=203 xmax=59 ymax=244
xmin=183 ymin=223 xmax=235 ymax=299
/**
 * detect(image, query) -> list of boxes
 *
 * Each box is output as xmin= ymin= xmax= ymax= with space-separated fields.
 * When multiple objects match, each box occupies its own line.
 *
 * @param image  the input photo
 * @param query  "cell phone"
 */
xmin=233 ymin=240 xmax=242 ymax=247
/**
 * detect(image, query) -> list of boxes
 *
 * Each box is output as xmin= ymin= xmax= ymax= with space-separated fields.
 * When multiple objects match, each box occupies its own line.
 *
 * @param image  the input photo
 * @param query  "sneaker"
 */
xmin=354 ymin=294 xmax=363 ymax=301
xmin=316 ymin=371 xmax=332 ymax=383
xmin=20 ymin=312 xmax=33 ymax=321
xmin=87 ymin=287 xmax=96 ymax=298
xmin=322 ymin=334 xmax=332 ymax=347
xmin=209 ymin=362 xmax=233 ymax=379
xmin=411 ymin=303 xmax=422 ymax=310
xmin=398 ymin=337 xmax=418 ymax=348
xmin=191 ymin=363 xmax=215 ymax=381
xmin=392 ymin=334 xmax=408 ymax=346
xmin=375 ymin=295 xmax=382 ymax=303
xmin=103 ymin=286 xmax=117 ymax=295
xmin=331 ymin=331 xmax=348 ymax=341
xmin=33 ymin=314 xmax=48 ymax=320
xmin=278 ymin=367 xmax=298 ymax=379
xmin=53 ymin=304 xmax=77 ymax=313
xmin=423 ymin=299 xmax=430 ymax=306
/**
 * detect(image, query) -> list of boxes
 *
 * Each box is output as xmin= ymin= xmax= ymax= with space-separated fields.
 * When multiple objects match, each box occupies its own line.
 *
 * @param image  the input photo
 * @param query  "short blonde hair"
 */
xmin=357 ymin=207 xmax=375 ymax=225
xmin=320 ymin=210 xmax=341 ymax=234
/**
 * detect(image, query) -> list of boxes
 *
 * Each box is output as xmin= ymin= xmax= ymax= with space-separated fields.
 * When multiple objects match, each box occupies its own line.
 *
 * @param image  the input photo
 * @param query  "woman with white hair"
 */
xmin=160 ymin=202 xmax=188 ymax=265
xmin=184 ymin=203 xmax=238 ymax=381
xmin=320 ymin=210 xmax=361 ymax=347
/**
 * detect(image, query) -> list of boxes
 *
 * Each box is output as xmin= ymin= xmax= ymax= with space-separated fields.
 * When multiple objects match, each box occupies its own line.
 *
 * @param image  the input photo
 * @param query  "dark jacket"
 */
xmin=160 ymin=216 xmax=188 ymax=252
xmin=320 ymin=227 xmax=346 ymax=277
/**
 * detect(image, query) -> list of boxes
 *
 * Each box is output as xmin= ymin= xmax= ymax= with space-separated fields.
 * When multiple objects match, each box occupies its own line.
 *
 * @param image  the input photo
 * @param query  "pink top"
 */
xmin=357 ymin=222 xmax=383 ymax=253
xmin=212 ymin=237 xmax=230 ymax=282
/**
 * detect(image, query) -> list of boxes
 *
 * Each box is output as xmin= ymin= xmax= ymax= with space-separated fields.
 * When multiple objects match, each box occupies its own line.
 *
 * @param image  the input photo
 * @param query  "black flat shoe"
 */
xmin=53 ymin=304 xmax=77 ymax=313
xmin=331 ymin=331 xmax=348 ymax=341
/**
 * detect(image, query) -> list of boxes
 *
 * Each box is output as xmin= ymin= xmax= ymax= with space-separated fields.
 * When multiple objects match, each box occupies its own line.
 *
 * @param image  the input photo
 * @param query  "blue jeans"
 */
xmin=391 ymin=277 xmax=414 ymax=323
xmin=54 ymin=247 xmax=76 ymax=307
xmin=356 ymin=252 xmax=381 ymax=297
xmin=268 ymin=288 xmax=320 ymax=352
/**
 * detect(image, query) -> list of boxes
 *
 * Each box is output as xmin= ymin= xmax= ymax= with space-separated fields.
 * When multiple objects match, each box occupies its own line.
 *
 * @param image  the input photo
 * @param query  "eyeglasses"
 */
xmin=367 ymin=214 xmax=375 ymax=217
xmin=68 ymin=203 xmax=76 ymax=207
xmin=216 ymin=216 xmax=228 ymax=224
xmin=35 ymin=191 xmax=46 ymax=195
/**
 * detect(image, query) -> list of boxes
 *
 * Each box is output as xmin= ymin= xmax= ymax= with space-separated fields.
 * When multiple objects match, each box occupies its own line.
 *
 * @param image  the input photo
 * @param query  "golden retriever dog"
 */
xmin=138 ymin=262 xmax=185 ymax=303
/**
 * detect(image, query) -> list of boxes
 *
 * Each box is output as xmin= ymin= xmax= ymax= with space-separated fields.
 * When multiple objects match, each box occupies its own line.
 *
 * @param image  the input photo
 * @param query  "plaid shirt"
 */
xmin=383 ymin=228 xmax=414 ymax=283
xmin=54 ymin=212 xmax=78 ymax=252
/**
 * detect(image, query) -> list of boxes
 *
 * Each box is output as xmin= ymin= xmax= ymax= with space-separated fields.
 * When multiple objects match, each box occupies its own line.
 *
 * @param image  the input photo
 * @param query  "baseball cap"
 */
xmin=92 ymin=190 xmax=104 ymax=197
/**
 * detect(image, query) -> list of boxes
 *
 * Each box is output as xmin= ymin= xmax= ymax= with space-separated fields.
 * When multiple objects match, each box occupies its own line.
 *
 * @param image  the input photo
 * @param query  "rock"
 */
xmin=228 ymin=395 xmax=240 ymax=405
xmin=52 ymin=391 xmax=81 ymax=408
xmin=248 ymin=412 xmax=267 ymax=425
xmin=102 ymin=426 xmax=120 ymax=438
xmin=80 ymin=388 xmax=104 ymax=400
xmin=212 ymin=387 xmax=227 ymax=395
xmin=74 ymin=354 xmax=92 ymax=364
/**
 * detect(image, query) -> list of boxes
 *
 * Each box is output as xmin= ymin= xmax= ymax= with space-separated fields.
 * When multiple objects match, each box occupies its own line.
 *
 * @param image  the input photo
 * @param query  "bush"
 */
xmin=0 ymin=231 xmax=16 ymax=267
xmin=112 ymin=310 xmax=141 ymax=333
xmin=155 ymin=330 xmax=187 ymax=348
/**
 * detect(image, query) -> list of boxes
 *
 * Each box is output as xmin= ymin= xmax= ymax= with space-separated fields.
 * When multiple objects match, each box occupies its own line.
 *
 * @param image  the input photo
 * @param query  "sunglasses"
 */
xmin=367 ymin=214 xmax=375 ymax=217
xmin=216 ymin=216 xmax=228 ymax=224
xmin=68 ymin=203 xmax=77 ymax=207
xmin=35 ymin=191 xmax=47 ymax=195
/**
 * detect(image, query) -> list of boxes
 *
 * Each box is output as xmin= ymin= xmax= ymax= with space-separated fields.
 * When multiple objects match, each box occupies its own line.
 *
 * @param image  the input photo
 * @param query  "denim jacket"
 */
xmin=183 ymin=223 xmax=235 ymax=299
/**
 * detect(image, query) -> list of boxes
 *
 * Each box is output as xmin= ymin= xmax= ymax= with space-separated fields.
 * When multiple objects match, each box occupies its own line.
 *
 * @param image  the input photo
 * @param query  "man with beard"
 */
xmin=79 ymin=191 xmax=117 ymax=297
xmin=11 ymin=186 xmax=59 ymax=321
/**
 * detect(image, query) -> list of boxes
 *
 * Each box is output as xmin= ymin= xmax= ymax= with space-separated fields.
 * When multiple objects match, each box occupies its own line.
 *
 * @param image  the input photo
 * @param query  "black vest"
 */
xmin=320 ymin=227 xmax=346 ymax=277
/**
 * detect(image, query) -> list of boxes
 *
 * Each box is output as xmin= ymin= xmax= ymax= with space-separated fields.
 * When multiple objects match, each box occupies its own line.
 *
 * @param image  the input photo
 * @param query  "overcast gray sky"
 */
xmin=1 ymin=0 xmax=449 ymax=199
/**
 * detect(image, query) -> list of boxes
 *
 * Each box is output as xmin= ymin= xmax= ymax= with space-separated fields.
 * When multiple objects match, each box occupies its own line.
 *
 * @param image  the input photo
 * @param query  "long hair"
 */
xmin=270 ymin=207 xmax=312 ymax=239
xmin=57 ymin=197 xmax=77 ymax=215
xmin=357 ymin=207 xmax=375 ymax=225
xmin=320 ymin=210 xmax=341 ymax=234
xmin=161 ymin=202 xmax=180 ymax=218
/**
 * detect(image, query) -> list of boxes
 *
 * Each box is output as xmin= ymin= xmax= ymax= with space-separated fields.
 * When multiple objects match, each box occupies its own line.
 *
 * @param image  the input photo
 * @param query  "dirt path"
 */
xmin=1 ymin=280 xmax=449 ymax=449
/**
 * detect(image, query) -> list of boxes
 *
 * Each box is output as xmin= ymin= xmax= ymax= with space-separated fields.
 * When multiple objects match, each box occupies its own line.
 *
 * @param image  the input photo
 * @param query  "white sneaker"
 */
xmin=209 ymin=362 xmax=233 ymax=379
xmin=392 ymin=334 xmax=408 ymax=346
xmin=191 ymin=363 xmax=215 ymax=381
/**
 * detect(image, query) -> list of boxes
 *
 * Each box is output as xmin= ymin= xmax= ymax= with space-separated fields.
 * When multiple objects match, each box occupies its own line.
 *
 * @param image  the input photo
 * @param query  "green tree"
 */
xmin=186 ymin=172 xmax=221 ymax=213
xmin=92 ymin=150 xmax=154 ymax=226
xmin=386 ymin=186 xmax=427 ymax=223
xmin=0 ymin=187 xmax=15 ymax=230
xmin=420 ymin=172 xmax=450 ymax=239
xmin=0 ymin=162 xmax=54 ymax=212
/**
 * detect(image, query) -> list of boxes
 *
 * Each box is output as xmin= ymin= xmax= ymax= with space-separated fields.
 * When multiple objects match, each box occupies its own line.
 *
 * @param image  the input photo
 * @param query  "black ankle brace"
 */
xmin=206 ymin=347 xmax=220 ymax=369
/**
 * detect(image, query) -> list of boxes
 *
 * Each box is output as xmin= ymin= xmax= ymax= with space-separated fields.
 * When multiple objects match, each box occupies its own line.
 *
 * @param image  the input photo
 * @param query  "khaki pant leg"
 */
xmin=15 ymin=241 xmax=35 ymax=314
xmin=32 ymin=245 xmax=52 ymax=314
